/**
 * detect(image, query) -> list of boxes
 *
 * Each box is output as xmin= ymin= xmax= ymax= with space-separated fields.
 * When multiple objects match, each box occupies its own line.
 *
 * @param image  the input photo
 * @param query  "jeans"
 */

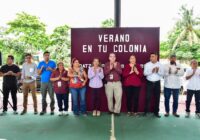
xmin=186 ymin=90 xmax=200 ymax=113
xmin=164 ymin=87 xmax=179 ymax=113
xmin=144 ymin=80 xmax=161 ymax=114
xmin=56 ymin=93 xmax=69 ymax=112
xmin=70 ymin=86 xmax=86 ymax=115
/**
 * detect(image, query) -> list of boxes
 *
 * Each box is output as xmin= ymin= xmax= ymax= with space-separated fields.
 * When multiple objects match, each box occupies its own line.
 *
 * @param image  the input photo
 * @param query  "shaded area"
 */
xmin=115 ymin=114 xmax=200 ymax=140
xmin=0 ymin=113 xmax=110 ymax=140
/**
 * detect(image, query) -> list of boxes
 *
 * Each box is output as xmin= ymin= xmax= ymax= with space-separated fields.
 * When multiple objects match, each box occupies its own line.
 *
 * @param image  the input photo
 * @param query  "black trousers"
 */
xmin=125 ymin=86 xmax=140 ymax=113
xmin=144 ymin=80 xmax=161 ymax=114
xmin=91 ymin=88 xmax=101 ymax=111
xmin=186 ymin=90 xmax=200 ymax=113
xmin=3 ymin=85 xmax=18 ymax=111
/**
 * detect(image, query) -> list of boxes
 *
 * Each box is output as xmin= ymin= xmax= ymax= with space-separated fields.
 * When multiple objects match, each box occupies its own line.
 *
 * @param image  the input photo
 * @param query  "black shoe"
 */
xmin=20 ymin=110 xmax=27 ymax=115
xmin=0 ymin=110 xmax=7 ymax=116
xmin=108 ymin=111 xmax=113 ymax=115
xmin=50 ymin=111 xmax=54 ymax=115
xmin=13 ymin=111 xmax=18 ymax=115
xmin=114 ymin=113 xmax=120 ymax=116
xmin=40 ymin=111 xmax=46 ymax=115
xmin=164 ymin=113 xmax=169 ymax=117
xmin=34 ymin=109 xmax=38 ymax=115
xmin=173 ymin=113 xmax=180 ymax=118
xmin=196 ymin=113 xmax=200 ymax=118
xmin=154 ymin=113 xmax=161 ymax=118
xmin=143 ymin=112 xmax=147 ymax=117
xmin=34 ymin=111 xmax=38 ymax=115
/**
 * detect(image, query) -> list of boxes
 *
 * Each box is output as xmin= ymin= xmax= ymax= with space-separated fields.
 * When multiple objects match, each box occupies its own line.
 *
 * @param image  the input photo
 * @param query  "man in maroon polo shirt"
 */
xmin=104 ymin=53 xmax=122 ymax=116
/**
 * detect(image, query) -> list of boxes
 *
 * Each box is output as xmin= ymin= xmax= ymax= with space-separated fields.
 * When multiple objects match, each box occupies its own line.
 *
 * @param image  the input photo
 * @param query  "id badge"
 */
xmin=109 ymin=74 xmax=114 ymax=80
xmin=57 ymin=81 xmax=62 ymax=87
xmin=30 ymin=68 xmax=34 ymax=73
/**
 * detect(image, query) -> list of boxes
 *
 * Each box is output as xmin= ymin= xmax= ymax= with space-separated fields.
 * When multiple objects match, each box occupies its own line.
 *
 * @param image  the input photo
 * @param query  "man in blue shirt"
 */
xmin=37 ymin=51 xmax=56 ymax=115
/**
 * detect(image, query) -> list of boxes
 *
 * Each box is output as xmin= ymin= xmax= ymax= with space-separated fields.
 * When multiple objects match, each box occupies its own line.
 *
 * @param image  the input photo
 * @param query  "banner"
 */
xmin=71 ymin=27 xmax=160 ymax=112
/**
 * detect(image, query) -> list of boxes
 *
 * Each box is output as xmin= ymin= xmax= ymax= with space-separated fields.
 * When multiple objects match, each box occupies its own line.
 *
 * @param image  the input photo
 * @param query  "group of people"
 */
xmin=0 ymin=51 xmax=200 ymax=118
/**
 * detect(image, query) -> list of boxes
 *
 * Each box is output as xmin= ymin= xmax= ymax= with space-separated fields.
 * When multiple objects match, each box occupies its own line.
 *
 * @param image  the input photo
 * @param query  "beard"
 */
xmin=170 ymin=61 xmax=176 ymax=65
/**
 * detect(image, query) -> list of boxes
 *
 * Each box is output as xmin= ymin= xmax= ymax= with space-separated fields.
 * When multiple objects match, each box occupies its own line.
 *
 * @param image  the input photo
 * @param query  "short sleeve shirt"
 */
xmin=37 ymin=60 xmax=56 ymax=83
xmin=0 ymin=64 xmax=20 ymax=87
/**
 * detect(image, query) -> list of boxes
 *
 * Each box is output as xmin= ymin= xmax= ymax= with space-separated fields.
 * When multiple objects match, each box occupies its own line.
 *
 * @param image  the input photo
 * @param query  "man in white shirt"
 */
xmin=185 ymin=59 xmax=200 ymax=118
xmin=21 ymin=53 xmax=38 ymax=115
xmin=163 ymin=55 xmax=184 ymax=117
xmin=144 ymin=53 xmax=164 ymax=118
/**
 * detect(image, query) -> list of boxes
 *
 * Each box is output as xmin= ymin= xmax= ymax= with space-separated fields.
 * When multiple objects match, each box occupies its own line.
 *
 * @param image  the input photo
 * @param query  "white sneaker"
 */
xmin=58 ymin=111 xmax=63 ymax=116
xmin=92 ymin=110 xmax=97 ymax=116
xmin=127 ymin=112 xmax=131 ymax=116
xmin=63 ymin=111 xmax=69 ymax=116
xmin=185 ymin=112 xmax=190 ymax=118
xmin=96 ymin=111 xmax=101 ymax=116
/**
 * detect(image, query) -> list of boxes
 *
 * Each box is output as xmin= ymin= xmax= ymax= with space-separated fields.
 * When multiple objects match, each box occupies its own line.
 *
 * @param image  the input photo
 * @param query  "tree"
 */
xmin=6 ymin=12 xmax=50 ymax=53
xmin=160 ymin=5 xmax=200 ymax=61
xmin=47 ymin=25 xmax=71 ymax=66
xmin=101 ymin=18 xmax=114 ymax=27
xmin=170 ymin=5 xmax=200 ymax=51
xmin=0 ymin=12 xmax=50 ymax=64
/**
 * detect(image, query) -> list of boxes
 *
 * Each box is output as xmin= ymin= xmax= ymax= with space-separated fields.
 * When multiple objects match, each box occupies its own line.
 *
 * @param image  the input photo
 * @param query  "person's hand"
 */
xmin=82 ymin=82 xmax=86 ymax=87
xmin=57 ymin=75 xmax=61 ymax=80
xmin=155 ymin=67 xmax=159 ymax=73
xmin=110 ymin=63 xmax=114 ymax=70
xmin=114 ymin=62 xmax=117 ymax=68
xmin=3 ymin=72 xmax=9 ymax=76
xmin=20 ymin=79 xmax=23 ymax=83
xmin=41 ymin=65 xmax=44 ymax=70
xmin=25 ymin=76 xmax=31 ymax=79
xmin=46 ymin=67 xmax=53 ymax=71
xmin=152 ymin=67 xmax=156 ymax=73
xmin=93 ymin=67 xmax=97 ymax=74
xmin=10 ymin=71 xmax=15 ymax=76
xmin=129 ymin=70 xmax=134 ymax=74
xmin=133 ymin=67 xmax=139 ymax=74
xmin=192 ymin=69 xmax=196 ymax=75
xmin=175 ymin=67 xmax=180 ymax=74
xmin=7 ymin=71 xmax=13 ymax=75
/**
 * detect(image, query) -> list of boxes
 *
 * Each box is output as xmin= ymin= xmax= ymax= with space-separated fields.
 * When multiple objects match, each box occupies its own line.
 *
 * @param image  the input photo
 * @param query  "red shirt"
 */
xmin=51 ymin=69 xmax=68 ymax=94
xmin=122 ymin=64 xmax=143 ymax=87
xmin=104 ymin=62 xmax=122 ymax=82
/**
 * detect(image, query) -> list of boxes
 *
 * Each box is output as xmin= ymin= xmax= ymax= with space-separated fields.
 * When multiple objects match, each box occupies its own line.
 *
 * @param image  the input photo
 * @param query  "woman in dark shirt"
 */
xmin=122 ymin=55 xmax=143 ymax=116
xmin=50 ymin=62 xmax=69 ymax=116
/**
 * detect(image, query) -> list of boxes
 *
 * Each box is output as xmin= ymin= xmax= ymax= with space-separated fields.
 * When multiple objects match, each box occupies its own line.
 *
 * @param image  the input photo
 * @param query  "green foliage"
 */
xmin=160 ymin=5 xmax=200 ymax=61
xmin=0 ymin=12 xmax=50 ymax=64
xmin=101 ymin=18 xmax=114 ymax=27
xmin=160 ymin=41 xmax=171 ymax=59
xmin=6 ymin=12 xmax=50 ymax=52
xmin=47 ymin=25 xmax=71 ymax=66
